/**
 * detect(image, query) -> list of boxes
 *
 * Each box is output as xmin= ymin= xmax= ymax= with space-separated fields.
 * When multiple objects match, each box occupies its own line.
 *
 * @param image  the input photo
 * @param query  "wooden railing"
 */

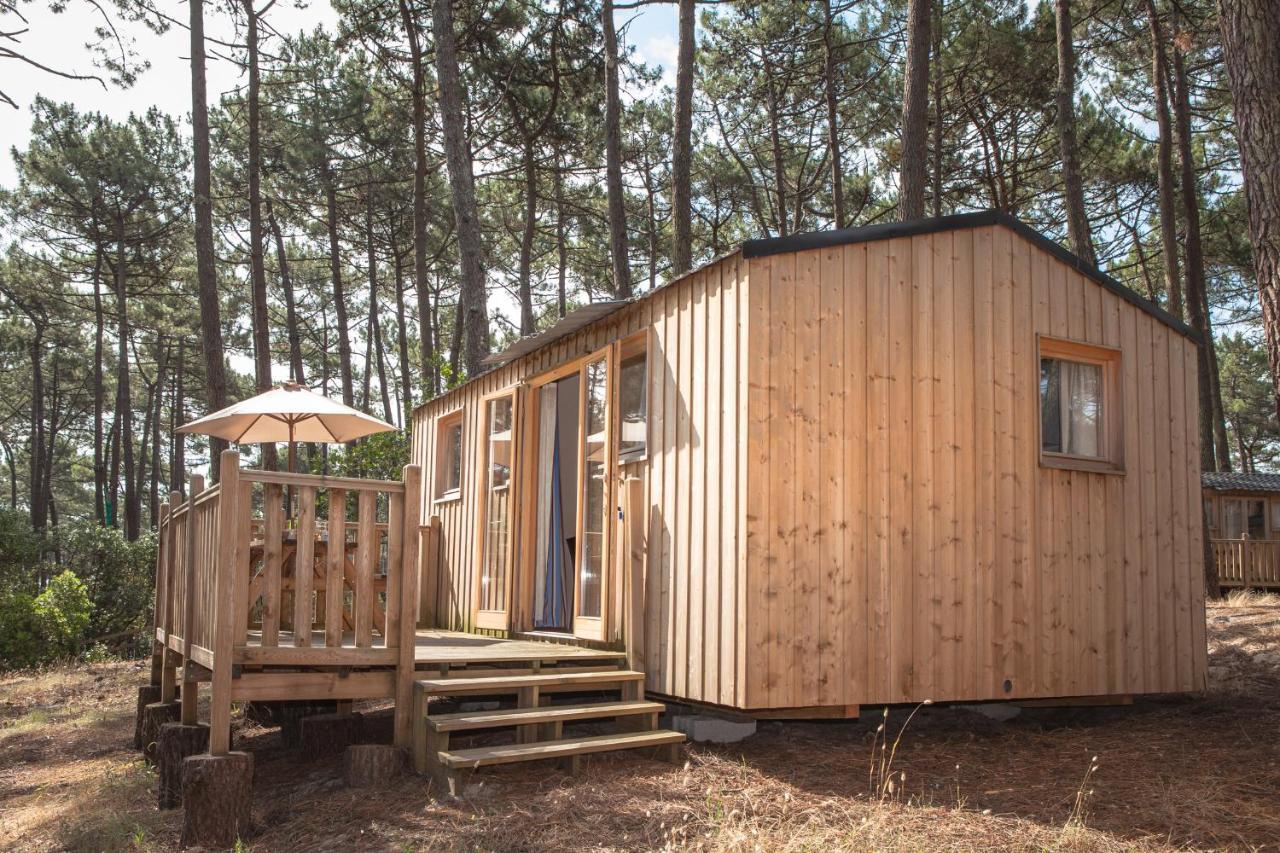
xmin=1211 ymin=538 xmax=1280 ymax=589
xmin=152 ymin=451 xmax=423 ymax=752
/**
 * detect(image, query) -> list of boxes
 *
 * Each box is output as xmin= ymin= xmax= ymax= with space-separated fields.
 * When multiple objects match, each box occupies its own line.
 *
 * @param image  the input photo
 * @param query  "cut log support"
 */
xmin=181 ymin=752 xmax=254 ymax=849
xmin=298 ymin=711 xmax=363 ymax=758
xmin=134 ymin=684 xmax=162 ymax=749
xmin=275 ymin=700 xmax=338 ymax=747
xmin=343 ymin=744 xmax=404 ymax=787
xmin=140 ymin=700 xmax=181 ymax=763
xmin=156 ymin=722 xmax=209 ymax=809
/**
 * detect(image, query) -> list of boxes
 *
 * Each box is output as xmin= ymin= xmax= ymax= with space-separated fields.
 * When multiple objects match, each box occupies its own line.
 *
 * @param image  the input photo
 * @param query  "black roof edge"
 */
xmin=741 ymin=209 xmax=1201 ymax=344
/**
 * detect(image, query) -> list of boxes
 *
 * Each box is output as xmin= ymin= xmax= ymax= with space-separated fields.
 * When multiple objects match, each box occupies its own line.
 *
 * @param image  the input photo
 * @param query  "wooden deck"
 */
xmin=236 ymin=629 xmax=621 ymax=666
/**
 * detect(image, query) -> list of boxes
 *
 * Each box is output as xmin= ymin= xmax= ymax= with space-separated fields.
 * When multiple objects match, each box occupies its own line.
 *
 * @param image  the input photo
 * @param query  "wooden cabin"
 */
xmin=1203 ymin=471 xmax=1280 ymax=591
xmin=410 ymin=210 xmax=1209 ymax=717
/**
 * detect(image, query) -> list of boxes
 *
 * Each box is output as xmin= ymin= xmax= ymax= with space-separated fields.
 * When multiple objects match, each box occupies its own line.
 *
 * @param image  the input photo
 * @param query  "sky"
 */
xmin=0 ymin=0 xmax=680 ymax=188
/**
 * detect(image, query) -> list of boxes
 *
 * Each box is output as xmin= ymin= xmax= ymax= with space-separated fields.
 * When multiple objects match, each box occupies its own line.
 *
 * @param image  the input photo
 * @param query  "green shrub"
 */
xmin=0 ymin=589 xmax=41 ymax=669
xmin=32 ymin=570 xmax=92 ymax=659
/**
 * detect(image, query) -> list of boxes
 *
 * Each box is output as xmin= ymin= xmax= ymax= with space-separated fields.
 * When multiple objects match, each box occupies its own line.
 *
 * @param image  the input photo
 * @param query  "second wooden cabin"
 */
xmin=410 ymin=210 xmax=1208 ymax=718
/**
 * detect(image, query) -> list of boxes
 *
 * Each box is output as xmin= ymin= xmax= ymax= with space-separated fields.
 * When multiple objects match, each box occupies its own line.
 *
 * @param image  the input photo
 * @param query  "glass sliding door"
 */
xmin=573 ymin=354 xmax=612 ymax=638
xmin=475 ymin=392 xmax=515 ymax=630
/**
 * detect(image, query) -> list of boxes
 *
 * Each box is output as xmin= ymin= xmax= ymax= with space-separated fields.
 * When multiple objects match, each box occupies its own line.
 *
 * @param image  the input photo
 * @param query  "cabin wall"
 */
xmin=742 ymin=224 xmax=1208 ymax=710
xmin=409 ymin=254 xmax=751 ymax=708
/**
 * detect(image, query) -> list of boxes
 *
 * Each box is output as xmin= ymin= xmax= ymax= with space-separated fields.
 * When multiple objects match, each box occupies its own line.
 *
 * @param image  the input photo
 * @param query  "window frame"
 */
xmin=433 ymin=408 xmax=466 ymax=503
xmin=1037 ymin=335 xmax=1125 ymax=475
xmin=615 ymin=332 xmax=650 ymax=465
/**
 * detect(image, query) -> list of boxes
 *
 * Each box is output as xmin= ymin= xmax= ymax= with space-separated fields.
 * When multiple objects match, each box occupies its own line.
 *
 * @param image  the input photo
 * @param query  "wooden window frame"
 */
xmin=473 ymin=388 xmax=519 ymax=631
xmin=615 ymin=332 xmax=650 ymax=465
xmin=433 ymin=408 xmax=465 ymax=504
xmin=1037 ymin=335 xmax=1125 ymax=475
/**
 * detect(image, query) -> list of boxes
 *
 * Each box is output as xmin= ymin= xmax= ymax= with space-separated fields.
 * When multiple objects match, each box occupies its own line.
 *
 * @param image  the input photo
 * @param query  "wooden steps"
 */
xmin=428 ymin=700 xmax=666 ymax=732
xmin=412 ymin=664 xmax=684 ymax=796
xmin=440 ymin=730 xmax=684 ymax=770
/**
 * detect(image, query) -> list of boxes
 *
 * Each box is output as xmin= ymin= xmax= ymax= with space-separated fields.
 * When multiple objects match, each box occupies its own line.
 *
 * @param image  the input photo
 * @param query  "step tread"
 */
xmin=439 ymin=729 xmax=685 ymax=768
xmin=417 ymin=669 xmax=644 ymax=693
xmin=428 ymin=700 xmax=664 ymax=732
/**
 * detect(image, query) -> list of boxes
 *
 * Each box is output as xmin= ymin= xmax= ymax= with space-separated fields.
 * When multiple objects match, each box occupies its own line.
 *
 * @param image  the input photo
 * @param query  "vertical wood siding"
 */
xmin=410 ymin=255 xmax=750 ymax=707
xmin=743 ymin=224 xmax=1206 ymax=708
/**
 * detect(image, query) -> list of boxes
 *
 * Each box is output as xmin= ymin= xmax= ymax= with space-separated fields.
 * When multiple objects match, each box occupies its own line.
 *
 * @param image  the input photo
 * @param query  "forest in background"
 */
xmin=1 ymin=0 xmax=1279 ymax=661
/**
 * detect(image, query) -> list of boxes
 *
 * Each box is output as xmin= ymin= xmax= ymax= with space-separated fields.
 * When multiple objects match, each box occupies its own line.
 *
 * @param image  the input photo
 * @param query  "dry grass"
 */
xmin=3 ymin=602 xmax=1279 ymax=852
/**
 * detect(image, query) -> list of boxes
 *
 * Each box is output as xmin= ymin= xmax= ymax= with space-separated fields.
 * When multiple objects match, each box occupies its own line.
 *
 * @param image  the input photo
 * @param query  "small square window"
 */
xmin=618 ymin=336 xmax=648 ymax=461
xmin=1038 ymin=337 xmax=1123 ymax=474
xmin=435 ymin=411 xmax=464 ymax=501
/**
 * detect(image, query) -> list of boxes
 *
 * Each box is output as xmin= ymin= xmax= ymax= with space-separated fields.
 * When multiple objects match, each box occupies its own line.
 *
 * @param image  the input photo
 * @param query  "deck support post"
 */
xmin=157 ymin=722 xmax=209 ymax=809
xmin=344 ymin=744 xmax=404 ymax=788
xmin=140 ymin=700 xmax=181 ymax=763
xmin=180 ymin=752 xmax=254 ymax=848
xmin=393 ymin=464 xmax=424 ymax=749
xmin=208 ymin=452 xmax=241 ymax=755
xmin=298 ymin=711 xmax=363 ymax=757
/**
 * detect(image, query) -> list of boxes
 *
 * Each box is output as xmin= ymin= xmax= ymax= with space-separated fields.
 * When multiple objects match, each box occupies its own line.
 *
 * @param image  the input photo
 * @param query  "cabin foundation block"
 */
xmin=156 ymin=722 xmax=209 ymax=809
xmin=668 ymin=713 xmax=756 ymax=744
xmin=181 ymin=751 xmax=254 ymax=848
xmin=357 ymin=707 xmax=395 ymax=745
xmin=299 ymin=711 xmax=363 ymax=757
xmin=140 ymin=700 xmax=181 ymax=762
xmin=133 ymin=685 xmax=161 ymax=749
xmin=343 ymin=744 xmax=404 ymax=787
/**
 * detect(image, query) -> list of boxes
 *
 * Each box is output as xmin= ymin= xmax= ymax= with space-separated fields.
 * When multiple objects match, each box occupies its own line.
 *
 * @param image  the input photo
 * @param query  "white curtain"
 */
xmin=1059 ymin=361 xmax=1102 ymax=456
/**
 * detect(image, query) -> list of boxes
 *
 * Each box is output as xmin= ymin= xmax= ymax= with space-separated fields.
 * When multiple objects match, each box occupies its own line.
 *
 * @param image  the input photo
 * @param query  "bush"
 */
xmin=32 ymin=570 xmax=91 ymax=659
xmin=0 ymin=589 xmax=41 ymax=669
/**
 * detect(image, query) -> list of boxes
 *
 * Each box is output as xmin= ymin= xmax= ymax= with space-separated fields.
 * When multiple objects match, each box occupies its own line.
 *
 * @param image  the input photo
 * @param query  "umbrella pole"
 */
xmin=286 ymin=422 xmax=297 ymax=521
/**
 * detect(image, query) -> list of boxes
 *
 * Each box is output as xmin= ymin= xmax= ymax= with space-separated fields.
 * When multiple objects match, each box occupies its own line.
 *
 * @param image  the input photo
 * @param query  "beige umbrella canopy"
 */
xmin=176 ymin=381 xmax=396 ymax=471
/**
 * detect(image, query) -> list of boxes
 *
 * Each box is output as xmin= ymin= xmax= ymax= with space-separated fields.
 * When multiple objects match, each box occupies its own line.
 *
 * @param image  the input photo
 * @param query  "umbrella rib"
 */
xmin=315 ymin=415 xmax=341 ymax=443
xmin=236 ymin=414 xmax=268 ymax=443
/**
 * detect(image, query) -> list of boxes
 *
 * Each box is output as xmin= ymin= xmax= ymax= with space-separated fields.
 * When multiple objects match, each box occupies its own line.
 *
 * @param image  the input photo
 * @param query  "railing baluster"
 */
xmin=294 ymin=486 xmax=316 ymax=647
xmin=356 ymin=490 xmax=377 ymax=647
xmin=385 ymin=491 xmax=403 ymax=649
xmin=326 ymin=489 xmax=347 ymax=647
xmin=262 ymin=482 xmax=283 ymax=647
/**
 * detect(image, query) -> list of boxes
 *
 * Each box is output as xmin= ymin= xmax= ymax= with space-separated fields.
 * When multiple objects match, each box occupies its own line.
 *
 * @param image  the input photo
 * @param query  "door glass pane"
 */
xmin=481 ymin=397 xmax=512 ymax=612
xmin=579 ymin=359 xmax=607 ymax=619
xmin=1224 ymin=500 xmax=1244 ymax=539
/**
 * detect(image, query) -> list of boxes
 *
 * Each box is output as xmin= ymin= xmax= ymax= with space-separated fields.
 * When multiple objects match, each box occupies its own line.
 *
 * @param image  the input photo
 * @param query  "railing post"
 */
xmin=181 ymin=478 xmax=205 ymax=724
xmin=150 ymin=502 xmax=170 ymax=688
xmin=1244 ymin=534 xmax=1253 ymax=589
xmin=209 ymin=451 xmax=241 ymax=756
xmin=160 ymin=492 xmax=183 ymax=704
xmin=622 ymin=475 xmax=647 ymax=673
xmin=394 ymin=464 xmax=423 ymax=749
xmin=419 ymin=516 xmax=442 ymax=629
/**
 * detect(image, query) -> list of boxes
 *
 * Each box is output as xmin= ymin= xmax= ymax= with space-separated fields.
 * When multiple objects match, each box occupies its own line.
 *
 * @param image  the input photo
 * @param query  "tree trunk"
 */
xmin=92 ymin=244 xmax=106 ymax=523
xmin=171 ymin=338 xmax=186 ymax=495
xmin=671 ymin=0 xmax=695 ymax=270
xmin=326 ymin=170 xmax=355 ymax=405
xmin=900 ymin=0 xmax=931 ymax=219
xmin=190 ymin=0 xmax=229 ymax=473
xmin=28 ymin=327 xmax=47 ymax=532
xmin=1054 ymin=0 xmax=1096 ymax=265
xmin=1219 ymin=0 xmax=1280 ymax=418
xmin=602 ymin=0 xmax=633 ymax=297
xmin=518 ymin=140 xmax=538 ymax=334
xmin=267 ymin=201 xmax=305 ymax=384
xmin=399 ymin=0 xmax=439 ymax=397
xmin=115 ymin=221 xmax=140 ymax=540
xmin=431 ymin=0 xmax=490 ymax=375
xmin=555 ymin=158 xmax=568 ymax=318
xmin=1145 ymin=0 xmax=1185 ymax=320
xmin=930 ymin=0 xmax=943 ymax=217
xmin=1169 ymin=24 xmax=1216 ymax=471
xmin=391 ymin=241 xmax=412 ymax=422
xmin=149 ymin=342 xmax=168 ymax=528
xmin=244 ymin=0 xmax=277 ymax=470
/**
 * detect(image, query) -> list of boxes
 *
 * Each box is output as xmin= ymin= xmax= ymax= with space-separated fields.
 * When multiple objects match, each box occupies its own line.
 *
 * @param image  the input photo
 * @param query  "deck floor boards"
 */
xmin=238 ymin=629 xmax=622 ymax=665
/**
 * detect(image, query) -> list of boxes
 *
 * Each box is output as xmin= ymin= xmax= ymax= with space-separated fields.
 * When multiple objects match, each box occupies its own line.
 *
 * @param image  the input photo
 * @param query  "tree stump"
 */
xmin=181 ymin=752 xmax=254 ymax=849
xmin=343 ymin=744 xmax=404 ymax=788
xmin=134 ymin=685 xmax=161 ymax=749
xmin=275 ymin=700 xmax=338 ymax=747
xmin=156 ymin=722 xmax=209 ymax=809
xmin=358 ymin=708 xmax=395 ymax=745
xmin=241 ymin=700 xmax=279 ymax=727
xmin=140 ymin=700 xmax=181 ymax=763
xmin=299 ymin=712 xmax=363 ymax=758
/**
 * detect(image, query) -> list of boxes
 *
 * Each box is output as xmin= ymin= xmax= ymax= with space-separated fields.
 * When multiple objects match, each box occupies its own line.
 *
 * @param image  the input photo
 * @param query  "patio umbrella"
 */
xmin=176 ymin=381 xmax=396 ymax=472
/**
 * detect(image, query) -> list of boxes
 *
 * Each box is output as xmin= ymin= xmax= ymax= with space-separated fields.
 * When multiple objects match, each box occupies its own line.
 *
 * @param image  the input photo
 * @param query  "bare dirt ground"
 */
xmin=3 ymin=594 xmax=1279 ymax=852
